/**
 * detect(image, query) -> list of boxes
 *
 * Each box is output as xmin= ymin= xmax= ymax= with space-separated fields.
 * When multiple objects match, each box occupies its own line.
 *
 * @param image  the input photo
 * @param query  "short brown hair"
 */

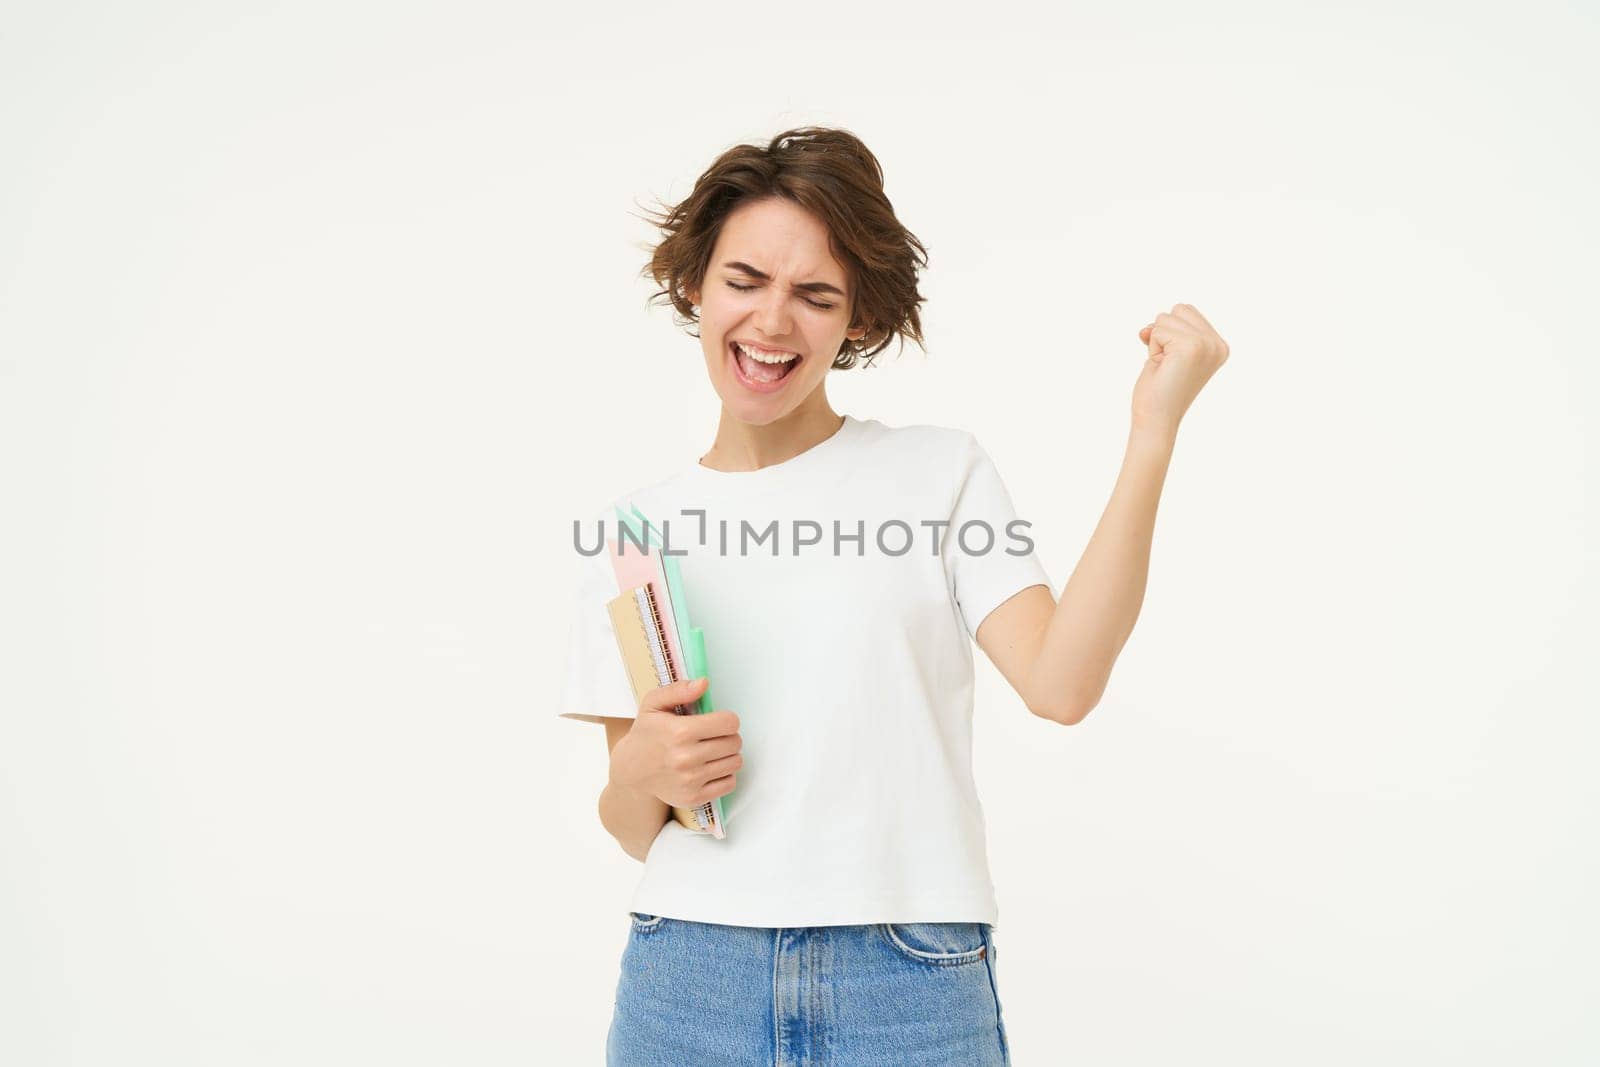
xmin=637 ymin=127 xmax=929 ymax=371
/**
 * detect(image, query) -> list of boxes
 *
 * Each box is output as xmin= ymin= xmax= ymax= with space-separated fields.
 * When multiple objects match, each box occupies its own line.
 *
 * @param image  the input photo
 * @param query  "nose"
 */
xmin=751 ymin=284 xmax=794 ymax=339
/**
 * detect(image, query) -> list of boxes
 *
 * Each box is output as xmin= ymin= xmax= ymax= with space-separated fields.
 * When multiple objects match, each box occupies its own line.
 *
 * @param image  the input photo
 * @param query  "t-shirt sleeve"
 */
xmin=556 ymin=544 xmax=639 ymax=724
xmin=945 ymin=433 xmax=1053 ymax=642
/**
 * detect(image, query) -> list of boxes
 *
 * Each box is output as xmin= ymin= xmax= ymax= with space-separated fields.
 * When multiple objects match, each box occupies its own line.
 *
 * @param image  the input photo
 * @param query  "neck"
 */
xmin=700 ymin=396 xmax=845 ymax=473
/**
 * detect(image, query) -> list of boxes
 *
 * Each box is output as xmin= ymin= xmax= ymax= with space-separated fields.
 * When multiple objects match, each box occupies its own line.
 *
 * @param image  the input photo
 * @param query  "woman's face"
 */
xmin=688 ymin=196 xmax=867 ymax=426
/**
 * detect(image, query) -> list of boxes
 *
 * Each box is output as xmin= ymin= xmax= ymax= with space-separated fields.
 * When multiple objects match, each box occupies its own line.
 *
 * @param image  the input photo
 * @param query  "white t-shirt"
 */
xmin=558 ymin=414 xmax=1051 ymax=928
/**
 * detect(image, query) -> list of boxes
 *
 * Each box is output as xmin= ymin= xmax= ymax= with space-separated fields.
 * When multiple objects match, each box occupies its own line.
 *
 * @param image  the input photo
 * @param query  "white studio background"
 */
xmin=3 ymin=2 xmax=1594 ymax=1064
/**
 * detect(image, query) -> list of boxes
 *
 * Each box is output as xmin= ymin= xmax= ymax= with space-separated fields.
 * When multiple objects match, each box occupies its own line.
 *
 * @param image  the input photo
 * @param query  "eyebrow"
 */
xmin=722 ymin=261 xmax=846 ymax=298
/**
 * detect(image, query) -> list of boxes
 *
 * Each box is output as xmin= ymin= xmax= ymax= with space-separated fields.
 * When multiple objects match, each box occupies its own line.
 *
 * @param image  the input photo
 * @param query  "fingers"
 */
xmin=1142 ymin=304 xmax=1211 ymax=336
xmin=1141 ymin=307 xmax=1212 ymax=362
xmin=1170 ymin=303 xmax=1216 ymax=332
xmin=685 ymin=708 xmax=741 ymax=740
xmin=700 ymin=750 xmax=743 ymax=779
xmin=695 ymin=773 xmax=738 ymax=804
xmin=1143 ymin=304 xmax=1219 ymax=347
xmin=694 ymin=731 xmax=742 ymax=759
xmin=1142 ymin=321 xmax=1181 ymax=360
xmin=685 ymin=727 xmax=741 ymax=804
xmin=1153 ymin=310 xmax=1198 ymax=336
xmin=643 ymin=675 xmax=741 ymax=744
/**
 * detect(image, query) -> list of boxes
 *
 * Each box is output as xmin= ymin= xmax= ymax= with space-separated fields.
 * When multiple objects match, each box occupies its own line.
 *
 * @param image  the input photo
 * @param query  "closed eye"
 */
xmin=725 ymin=280 xmax=835 ymax=311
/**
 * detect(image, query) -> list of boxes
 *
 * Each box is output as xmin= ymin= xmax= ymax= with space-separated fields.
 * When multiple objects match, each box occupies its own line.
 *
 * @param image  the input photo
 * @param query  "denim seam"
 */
xmin=981 ymin=925 xmax=1010 ymax=1063
xmin=771 ymin=927 xmax=782 ymax=1066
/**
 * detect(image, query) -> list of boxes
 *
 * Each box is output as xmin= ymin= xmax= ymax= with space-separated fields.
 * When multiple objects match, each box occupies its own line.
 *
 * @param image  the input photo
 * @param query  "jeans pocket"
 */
xmin=628 ymin=912 xmax=667 ymax=934
xmin=879 ymin=922 xmax=989 ymax=966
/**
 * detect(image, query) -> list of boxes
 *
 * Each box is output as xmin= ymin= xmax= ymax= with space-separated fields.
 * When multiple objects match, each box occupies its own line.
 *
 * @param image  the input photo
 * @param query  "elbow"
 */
xmin=604 ymin=822 xmax=651 ymax=864
xmin=1027 ymin=680 xmax=1103 ymax=726
xmin=597 ymin=796 xmax=646 ymax=863
xmin=1063 ymin=700 xmax=1096 ymax=726
xmin=1024 ymin=660 xmax=1107 ymax=726
xmin=1030 ymin=699 xmax=1095 ymax=726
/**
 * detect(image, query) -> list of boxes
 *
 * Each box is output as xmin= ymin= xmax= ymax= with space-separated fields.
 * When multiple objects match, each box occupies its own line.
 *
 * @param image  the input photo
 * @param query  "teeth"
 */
xmin=735 ymin=341 xmax=799 ymax=365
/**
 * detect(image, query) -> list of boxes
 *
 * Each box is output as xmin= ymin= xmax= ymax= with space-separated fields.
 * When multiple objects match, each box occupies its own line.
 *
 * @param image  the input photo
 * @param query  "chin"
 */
xmin=717 ymin=389 xmax=799 ymax=426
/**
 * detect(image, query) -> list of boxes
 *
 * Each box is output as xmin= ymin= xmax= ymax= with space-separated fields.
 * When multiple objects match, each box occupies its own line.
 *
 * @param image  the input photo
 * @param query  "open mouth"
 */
xmin=728 ymin=340 xmax=803 ymax=391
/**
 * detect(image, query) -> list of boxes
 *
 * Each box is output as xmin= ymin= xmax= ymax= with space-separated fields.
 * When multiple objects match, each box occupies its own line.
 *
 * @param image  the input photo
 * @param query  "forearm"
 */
xmin=1031 ymin=422 xmax=1175 ymax=722
xmin=599 ymin=776 xmax=671 ymax=863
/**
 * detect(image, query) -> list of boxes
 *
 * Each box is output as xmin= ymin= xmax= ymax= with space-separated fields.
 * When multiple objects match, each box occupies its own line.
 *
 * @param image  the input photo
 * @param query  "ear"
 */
xmin=687 ymin=283 xmax=701 ymax=307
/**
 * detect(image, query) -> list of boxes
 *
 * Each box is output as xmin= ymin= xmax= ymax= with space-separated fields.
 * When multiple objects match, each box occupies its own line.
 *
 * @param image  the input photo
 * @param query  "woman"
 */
xmin=559 ymin=127 xmax=1229 ymax=1065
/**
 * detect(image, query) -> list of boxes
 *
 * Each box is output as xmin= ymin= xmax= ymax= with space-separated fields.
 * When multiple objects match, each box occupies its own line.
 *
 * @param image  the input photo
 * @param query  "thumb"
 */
xmin=642 ymin=675 xmax=709 ymax=713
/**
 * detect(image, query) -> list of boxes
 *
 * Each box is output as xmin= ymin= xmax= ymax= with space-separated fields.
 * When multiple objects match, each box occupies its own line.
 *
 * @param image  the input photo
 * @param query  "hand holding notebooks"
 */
xmin=604 ymin=504 xmax=729 ymax=838
xmin=605 ymin=584 xmax=709 ymax=833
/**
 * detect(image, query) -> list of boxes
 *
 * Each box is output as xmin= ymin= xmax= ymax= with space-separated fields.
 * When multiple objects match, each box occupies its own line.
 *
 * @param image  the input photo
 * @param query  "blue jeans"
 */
xmin=607 ymin=913 xmax=1011 ymax=1065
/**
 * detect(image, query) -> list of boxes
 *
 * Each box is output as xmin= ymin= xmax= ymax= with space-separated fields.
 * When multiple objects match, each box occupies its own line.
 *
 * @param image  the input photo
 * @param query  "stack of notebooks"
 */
xmin=603 ymin=504 xmax=730 ymax=838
